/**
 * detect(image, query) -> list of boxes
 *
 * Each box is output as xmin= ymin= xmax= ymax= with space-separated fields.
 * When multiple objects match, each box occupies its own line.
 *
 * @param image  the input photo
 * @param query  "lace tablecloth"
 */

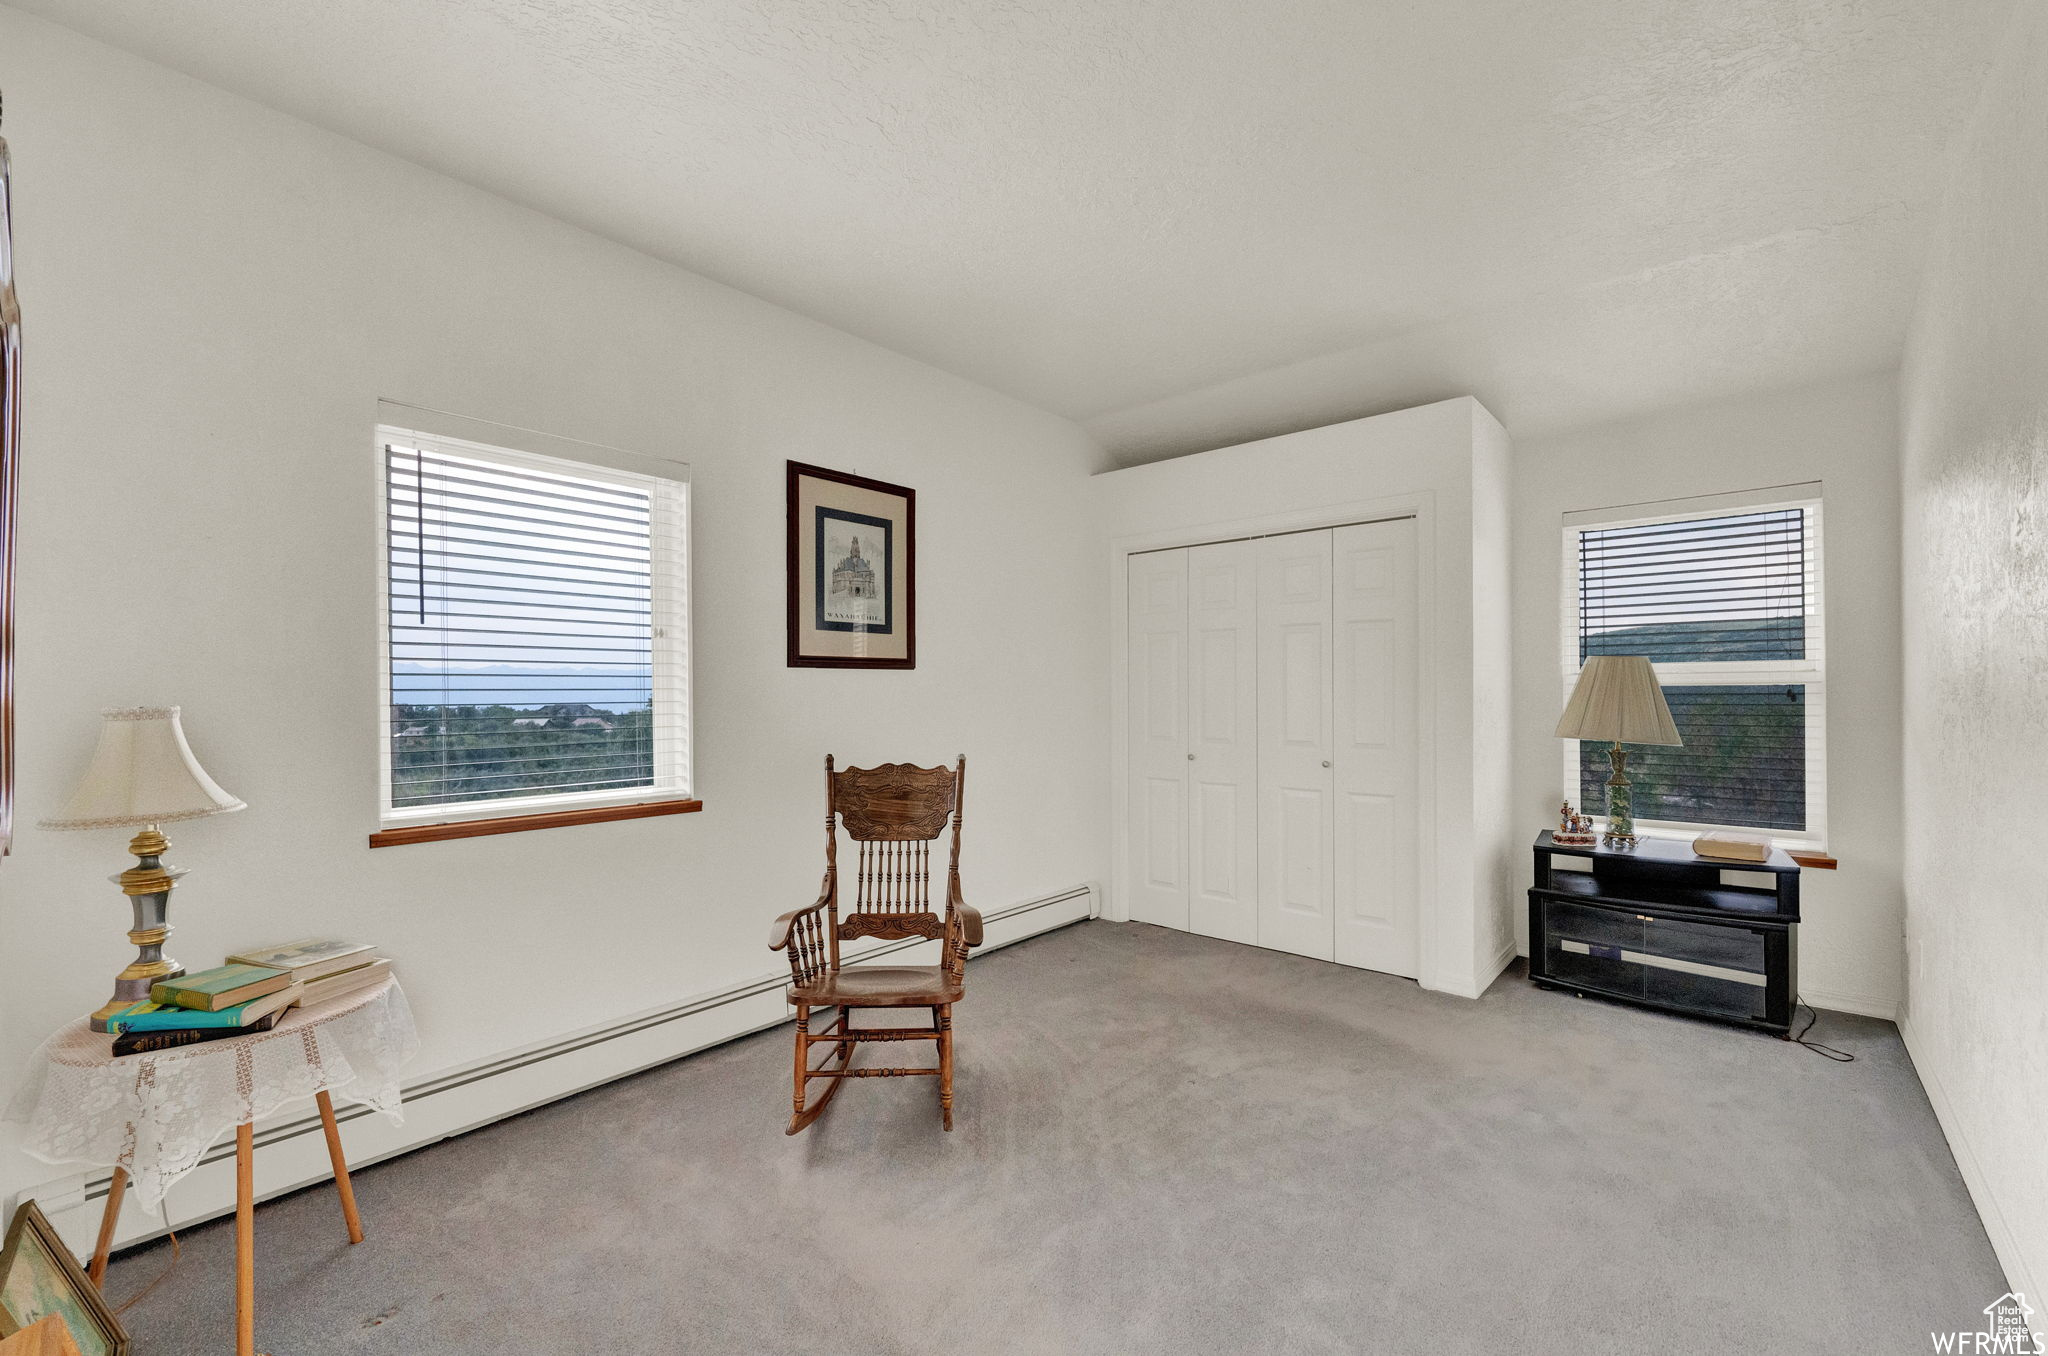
xmin=6 ymin=978 xmax=419 ymax=1207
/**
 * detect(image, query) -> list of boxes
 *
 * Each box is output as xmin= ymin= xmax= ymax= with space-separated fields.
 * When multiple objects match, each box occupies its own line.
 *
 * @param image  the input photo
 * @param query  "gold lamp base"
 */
xmin=88 ymin=826 xmax=189 ymax=1033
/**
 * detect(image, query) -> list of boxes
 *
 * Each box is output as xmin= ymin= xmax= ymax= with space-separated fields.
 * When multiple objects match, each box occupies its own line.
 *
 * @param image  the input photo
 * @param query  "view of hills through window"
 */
xmin=386 ymin=442 xmax=667 ymax=810
xmin=1573 ymin=507 xmax=1813 ymax=833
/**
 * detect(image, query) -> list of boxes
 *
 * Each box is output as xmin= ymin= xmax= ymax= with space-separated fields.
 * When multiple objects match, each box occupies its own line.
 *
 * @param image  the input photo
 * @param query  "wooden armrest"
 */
xmin=770 ymin=891 xmax=832 ymax=950
xmin=944 ymin=875 xmax=984 ymax=948
xmin=946 ymin=877 xmax=982 ymax=946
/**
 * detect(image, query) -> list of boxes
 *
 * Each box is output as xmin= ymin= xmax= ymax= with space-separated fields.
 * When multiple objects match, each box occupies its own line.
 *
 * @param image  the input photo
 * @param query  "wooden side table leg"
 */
xmin=87 ymin=1166 xmax=127 ymax=1288
xmin=235 ymin=1122 xmax=255 ymax=1356
xmin=315 ymin=1091 xmax=364 ymax=1244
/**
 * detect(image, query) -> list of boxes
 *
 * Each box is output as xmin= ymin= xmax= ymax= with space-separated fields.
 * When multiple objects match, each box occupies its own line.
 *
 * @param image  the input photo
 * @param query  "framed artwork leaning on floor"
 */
xmin=786 ymin=460 xmax=916 ymax=669
xmin=0 ymin=1202 xmax=128 ymax=1356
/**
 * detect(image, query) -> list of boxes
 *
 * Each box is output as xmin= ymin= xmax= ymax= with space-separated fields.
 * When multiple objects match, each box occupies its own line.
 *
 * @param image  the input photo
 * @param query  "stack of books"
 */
xmin=227 ymin=939 xmax=392 ymax=1005
xmin=105 ymin=965 xmax=301 ymax=1054
xmin=104 ymin=939 xmax=392 ymax=1056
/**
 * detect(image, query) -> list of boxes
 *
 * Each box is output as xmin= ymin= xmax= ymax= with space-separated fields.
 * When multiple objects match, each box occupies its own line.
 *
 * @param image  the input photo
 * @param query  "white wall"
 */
xmin=1092 ymin=397 xmax=1516 ymax=999
xmin=1469 ymin=413 xmax=1515 ymax=983
xmin=1509 ymin=371 xmax=1906 ymax=1018
xmin=0 ymin=7 xmax=1107 ymax=1232
xmin=1897 ymin=0 xmax=2047 ymax=1302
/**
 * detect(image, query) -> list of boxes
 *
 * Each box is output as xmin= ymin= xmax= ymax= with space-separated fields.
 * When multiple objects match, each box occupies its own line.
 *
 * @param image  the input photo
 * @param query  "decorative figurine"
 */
xmin=1553 ymin=800 xmax=1597 ymax=847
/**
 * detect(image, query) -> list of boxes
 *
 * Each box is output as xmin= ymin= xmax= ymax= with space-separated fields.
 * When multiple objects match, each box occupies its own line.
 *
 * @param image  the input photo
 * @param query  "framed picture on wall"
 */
xmin=786 ymin=461 xmax=915 ymax=669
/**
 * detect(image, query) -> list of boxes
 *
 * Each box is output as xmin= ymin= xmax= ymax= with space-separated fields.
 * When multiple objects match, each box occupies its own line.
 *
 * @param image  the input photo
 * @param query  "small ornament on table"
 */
xmin=1553 ymin=800 xmax=1597 ymax=848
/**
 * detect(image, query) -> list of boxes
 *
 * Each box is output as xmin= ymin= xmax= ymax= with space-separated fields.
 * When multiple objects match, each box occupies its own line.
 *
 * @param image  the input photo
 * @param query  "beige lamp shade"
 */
xmin=1555 ymin=656 xmax=1684 ymax=746
xmin=39 ymin=706 xmax=246 ymax=830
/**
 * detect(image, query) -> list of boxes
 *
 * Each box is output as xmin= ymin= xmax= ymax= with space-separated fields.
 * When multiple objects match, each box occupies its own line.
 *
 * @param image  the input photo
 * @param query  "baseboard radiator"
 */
xmin=31 ymin=883 xmax=1096 ymax=1256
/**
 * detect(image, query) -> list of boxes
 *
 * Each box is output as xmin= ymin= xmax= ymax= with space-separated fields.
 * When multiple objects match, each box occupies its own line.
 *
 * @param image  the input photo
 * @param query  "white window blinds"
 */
xmin=1564 ymin=492 xmax=1824 ymax=841
xmin=1578 ymin=509 xmax=1808 ymax=665
xmin=379 ymin=430 xmax=690 ymax=821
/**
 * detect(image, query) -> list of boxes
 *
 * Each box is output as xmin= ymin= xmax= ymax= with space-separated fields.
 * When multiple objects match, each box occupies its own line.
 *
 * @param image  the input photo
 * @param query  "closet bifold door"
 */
xmin=1331 ymin=518 xmax=1421 ymax=977
xmin=1256 ymin=530 xmax=1336 ymax=961
xmin=1184 ymin=540 xmax=1259 ymax=944
xmin=1127 ymin=549 xmax=1190 ymax=929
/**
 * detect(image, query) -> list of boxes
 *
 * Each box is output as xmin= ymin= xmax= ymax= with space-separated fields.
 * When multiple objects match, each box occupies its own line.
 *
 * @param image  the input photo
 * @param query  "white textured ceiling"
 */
xmin=11 ymin=0 xmax=2010 ymax=462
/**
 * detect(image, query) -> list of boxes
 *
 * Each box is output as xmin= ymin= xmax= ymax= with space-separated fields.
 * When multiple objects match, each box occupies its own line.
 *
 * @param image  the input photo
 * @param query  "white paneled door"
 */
xmin=1125 ymin=519 xmax=1420 ymax=978
xmin=1256 ymin=530 xmax=1336 ymax=961
xmin=1331 ymin=519 xmax=1420 ymax=978
xmin=1126 ymin=549 xmax=1189 ymax=929
xmin=1185 ymin=540 xmax=1260 ymax=944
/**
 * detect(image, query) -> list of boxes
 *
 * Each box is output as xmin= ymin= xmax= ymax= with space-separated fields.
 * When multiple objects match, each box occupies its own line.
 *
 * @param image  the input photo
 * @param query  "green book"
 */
xmin=105 ymin=1001 xmax=251 ymax=1033
xmin=150 ymin=963 xmax=291 ymax=1011
xmin=106 ymin=983 xmax=302 ymax=1033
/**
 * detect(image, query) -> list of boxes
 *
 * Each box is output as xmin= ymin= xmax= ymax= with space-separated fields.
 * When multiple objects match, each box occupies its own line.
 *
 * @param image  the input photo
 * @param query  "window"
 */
xmin=1561 ymin=486 xmax=1824 ymax=845
xmin=378 ymin=427 xmax=691 ymax=828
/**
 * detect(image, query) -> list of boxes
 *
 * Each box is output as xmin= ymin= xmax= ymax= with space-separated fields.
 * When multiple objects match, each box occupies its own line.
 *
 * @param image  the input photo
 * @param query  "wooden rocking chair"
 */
xmin=769 ymin=755 xmax=983 ymax=1134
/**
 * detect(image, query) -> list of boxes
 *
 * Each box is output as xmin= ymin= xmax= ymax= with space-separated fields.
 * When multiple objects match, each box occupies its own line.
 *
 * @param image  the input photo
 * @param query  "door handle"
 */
xmin=1187 ymin=753 xmax=1195 ymax=761
xmin=1321 ymin=760 xmax=1331 ymax=768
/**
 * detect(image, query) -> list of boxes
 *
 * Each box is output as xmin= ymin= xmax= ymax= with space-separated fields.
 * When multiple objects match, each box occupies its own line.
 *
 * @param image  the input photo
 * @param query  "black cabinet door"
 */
xmin=1541 ymin=900 xmax=1646 ymax=1003
xmin=1533 ymin=892 xmax=1789 ymax=1031
xmin=1640 ymin=914 xmax=1770 ymax=1023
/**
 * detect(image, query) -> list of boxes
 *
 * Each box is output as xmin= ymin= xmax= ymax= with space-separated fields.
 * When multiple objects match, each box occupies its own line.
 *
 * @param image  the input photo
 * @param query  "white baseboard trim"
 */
xmin=1428 ymin=940 xmax=1518 ymax=1000
xmin=26 ymin=884 xmax=1097 ymax=1260
xmin=1799 ymin=986 xmax=1901 ymax=1022
xmin=1898 ymin=1012 xmax=2038 ymax=1305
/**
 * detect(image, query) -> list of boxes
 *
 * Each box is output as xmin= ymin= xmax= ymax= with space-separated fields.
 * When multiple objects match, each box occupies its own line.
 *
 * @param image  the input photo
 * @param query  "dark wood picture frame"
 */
xmin=0 ymin=107 xmax=20 ymax=859
xmin=0 ymin=1201 xmax=129 ymax=1356
xmin=785 ymin=461 xmax=916 ymax=669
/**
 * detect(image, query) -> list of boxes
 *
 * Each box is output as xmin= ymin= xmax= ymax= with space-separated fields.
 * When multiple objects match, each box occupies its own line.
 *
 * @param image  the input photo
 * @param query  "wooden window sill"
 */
xmin=1786 ymin=850 xmax=1838 ymax=870
xmin=368 ymin=798 xmax=703 ymax=848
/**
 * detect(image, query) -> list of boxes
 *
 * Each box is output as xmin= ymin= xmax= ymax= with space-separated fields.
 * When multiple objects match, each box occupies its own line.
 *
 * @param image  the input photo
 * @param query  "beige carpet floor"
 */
xmin=106 ymin=920 xmax=2005 ymax=1353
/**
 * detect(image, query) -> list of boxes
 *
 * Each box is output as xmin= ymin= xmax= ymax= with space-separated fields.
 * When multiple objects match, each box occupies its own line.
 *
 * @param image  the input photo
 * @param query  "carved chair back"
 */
xmin=827 ymin=755 xmax=964 ymax=945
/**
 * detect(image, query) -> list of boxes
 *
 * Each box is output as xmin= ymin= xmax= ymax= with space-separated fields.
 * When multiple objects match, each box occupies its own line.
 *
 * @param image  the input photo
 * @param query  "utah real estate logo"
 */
xmin=1933 ymin=1292 xmax=2043 ymax=1354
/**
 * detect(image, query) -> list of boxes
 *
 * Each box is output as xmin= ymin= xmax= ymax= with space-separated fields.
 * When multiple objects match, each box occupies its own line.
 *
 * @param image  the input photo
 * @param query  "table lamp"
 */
xmin=1555 ymin=656 xmax=1682 ymax=847
xmin=40 ymin=706 xmax=245 ymax=1031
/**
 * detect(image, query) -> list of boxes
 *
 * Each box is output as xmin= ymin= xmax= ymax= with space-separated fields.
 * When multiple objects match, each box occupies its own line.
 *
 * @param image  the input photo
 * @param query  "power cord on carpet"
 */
xmin=111 ymin=1205 xmax=182 ymax=1317
xmin=1789 ymin=996 xmax=1856 ymax=1062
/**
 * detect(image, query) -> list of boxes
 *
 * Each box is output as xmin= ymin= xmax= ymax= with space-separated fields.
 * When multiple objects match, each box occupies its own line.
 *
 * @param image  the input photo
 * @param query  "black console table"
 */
xmin=1528 ymin=831 xmax=1799 ymax=1034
